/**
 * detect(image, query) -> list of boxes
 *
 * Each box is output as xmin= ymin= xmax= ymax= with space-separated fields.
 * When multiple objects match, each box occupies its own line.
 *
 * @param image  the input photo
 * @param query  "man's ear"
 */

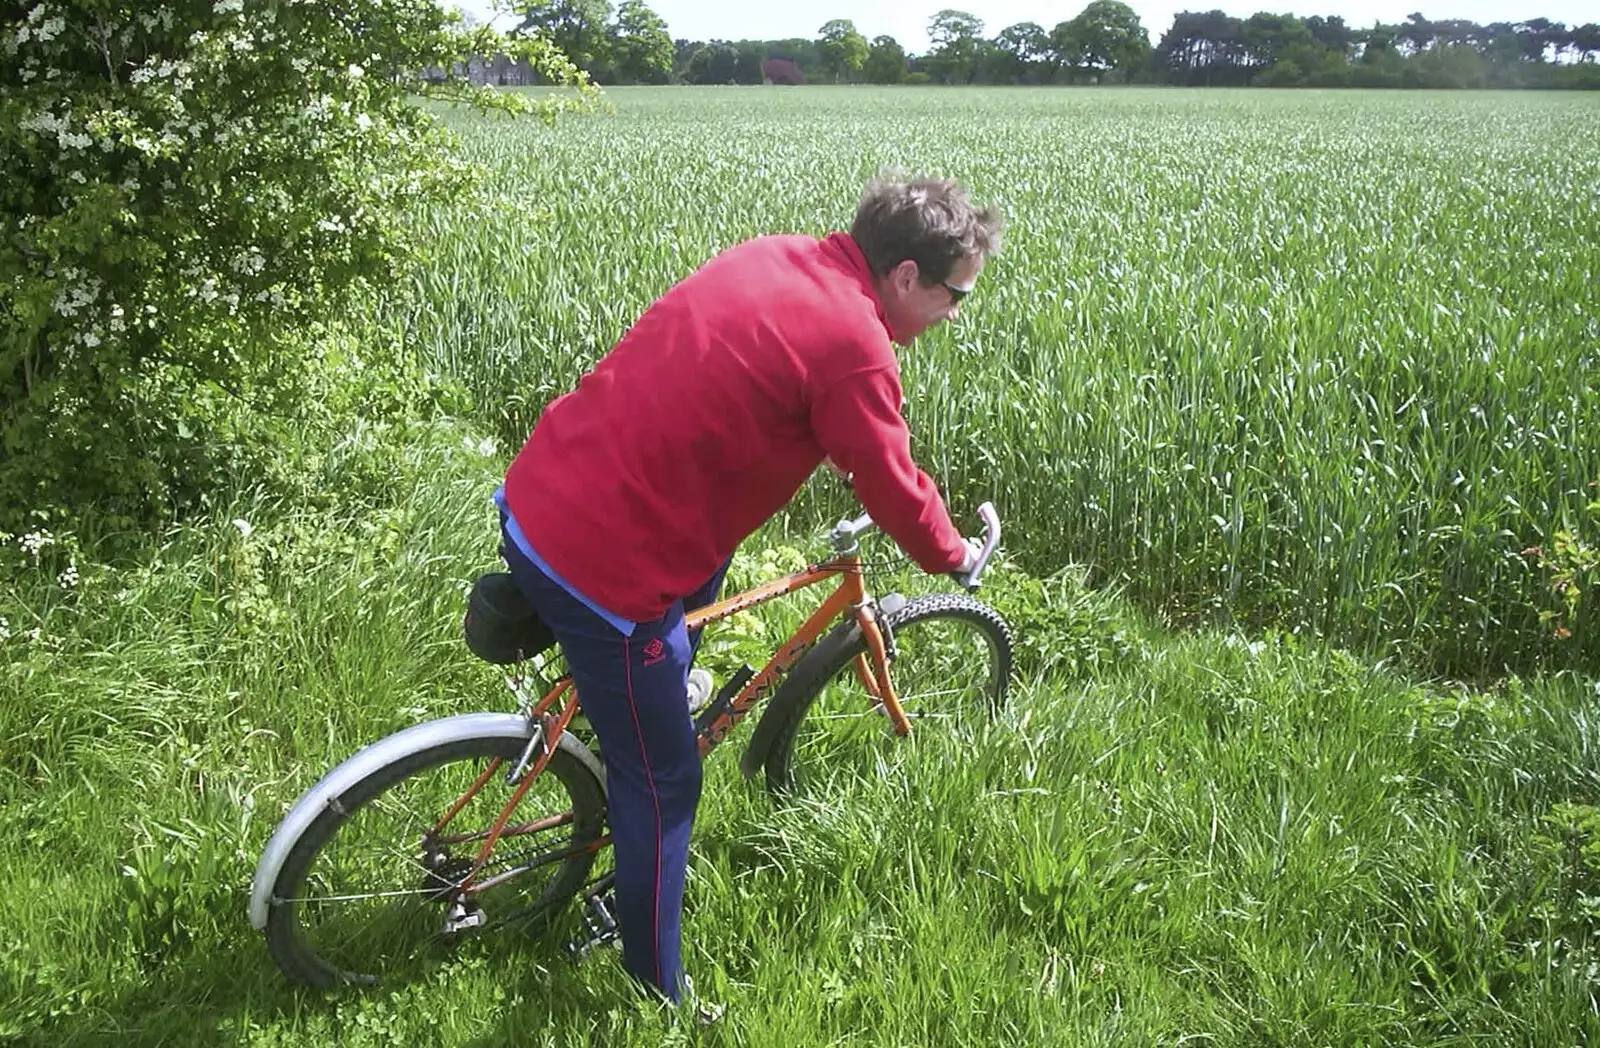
xmin=889 ymin=258 xmax=920 ymax=293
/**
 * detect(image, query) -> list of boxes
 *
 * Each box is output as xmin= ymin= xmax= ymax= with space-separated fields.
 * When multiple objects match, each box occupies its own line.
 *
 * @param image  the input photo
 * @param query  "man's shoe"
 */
xmin=684 ymin=973 xmax=724 ymax=1026
xmin=686 ymin=667 xmax=714 ymax=715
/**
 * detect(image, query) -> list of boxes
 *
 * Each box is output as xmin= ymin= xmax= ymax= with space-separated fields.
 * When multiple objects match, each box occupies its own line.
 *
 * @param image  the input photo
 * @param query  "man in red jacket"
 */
xmin=496 ymin=176 xmax=1002 ymax=1008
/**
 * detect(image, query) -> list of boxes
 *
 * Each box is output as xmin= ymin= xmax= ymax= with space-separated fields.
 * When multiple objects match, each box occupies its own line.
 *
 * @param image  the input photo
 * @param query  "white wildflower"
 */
xmin=232 ymin=249 xmax=265 ymax=275
xmin=21 ymin=109 xmax=64 ymax=135
xmin=58 ymin=563 xmax=79 ymax=589
xmin=232 ymin=518 xmax=253 ymax=538
xmin=213 ymin=0 xmax=243 ymax=13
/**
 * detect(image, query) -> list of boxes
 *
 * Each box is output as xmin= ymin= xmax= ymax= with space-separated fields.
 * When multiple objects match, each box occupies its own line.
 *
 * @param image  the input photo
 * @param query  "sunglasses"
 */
xmin=940 ymin=280 xmax=973 ymax=304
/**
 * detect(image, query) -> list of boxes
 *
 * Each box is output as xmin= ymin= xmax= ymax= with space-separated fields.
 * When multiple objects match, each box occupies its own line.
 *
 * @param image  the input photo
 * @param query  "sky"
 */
xmin=449 ymin=0 xmax=1596 ymax=54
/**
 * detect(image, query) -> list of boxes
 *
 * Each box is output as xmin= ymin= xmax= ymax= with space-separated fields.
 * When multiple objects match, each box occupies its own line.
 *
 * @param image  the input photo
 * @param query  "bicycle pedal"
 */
xmin=566 ymin=877 xmax=620 ymax=959
xmin=443 ymin=898 xmax=485 ymax=933
xmin=693 ymin=664 xmax=755 ymax=734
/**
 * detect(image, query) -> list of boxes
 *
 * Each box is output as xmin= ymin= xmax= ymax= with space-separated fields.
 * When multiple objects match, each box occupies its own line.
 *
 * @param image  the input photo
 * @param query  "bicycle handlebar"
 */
xmin=956 ymin=502 xmax=1002 ymax=591
xmin=832 ymin=511 xmax=876 ymax=544
xmin=829 ymin=501 xmax=1002 ymax=591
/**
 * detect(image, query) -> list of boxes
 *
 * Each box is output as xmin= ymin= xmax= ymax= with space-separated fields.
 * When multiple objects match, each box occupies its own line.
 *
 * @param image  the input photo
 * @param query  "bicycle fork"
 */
xmin=856 ymin=593 xmax=911 ymax=736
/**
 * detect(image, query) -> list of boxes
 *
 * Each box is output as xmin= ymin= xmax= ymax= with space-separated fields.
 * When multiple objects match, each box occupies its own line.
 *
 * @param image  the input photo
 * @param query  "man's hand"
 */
xmin=956 ymin=536 xmax=985 ymax=576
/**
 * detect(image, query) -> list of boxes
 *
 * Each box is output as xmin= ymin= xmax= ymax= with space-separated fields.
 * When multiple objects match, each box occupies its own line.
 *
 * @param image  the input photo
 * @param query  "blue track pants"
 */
xmin=501 ymin=522 xmax=726 ymax=1002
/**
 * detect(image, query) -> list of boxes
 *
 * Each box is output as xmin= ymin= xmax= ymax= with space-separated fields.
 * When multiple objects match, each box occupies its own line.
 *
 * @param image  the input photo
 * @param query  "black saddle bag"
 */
xmin=463 ymin=572 xmax=556 ymax=664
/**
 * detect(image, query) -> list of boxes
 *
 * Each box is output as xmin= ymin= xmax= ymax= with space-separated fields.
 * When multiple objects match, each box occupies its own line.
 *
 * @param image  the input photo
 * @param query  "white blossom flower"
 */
xmin=19 ymin=529 xmax=55 ymax=558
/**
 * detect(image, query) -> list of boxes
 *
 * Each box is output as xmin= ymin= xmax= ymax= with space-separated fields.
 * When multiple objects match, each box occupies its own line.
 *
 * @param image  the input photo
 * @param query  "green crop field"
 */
xmin=4 ymin=87 xmax=1599 ymax=1046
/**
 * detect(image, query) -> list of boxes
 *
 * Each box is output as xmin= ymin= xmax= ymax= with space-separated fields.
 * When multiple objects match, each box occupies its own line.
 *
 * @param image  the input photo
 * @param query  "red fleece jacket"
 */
xmin=502 ymin=231 xmax=966 ymax=622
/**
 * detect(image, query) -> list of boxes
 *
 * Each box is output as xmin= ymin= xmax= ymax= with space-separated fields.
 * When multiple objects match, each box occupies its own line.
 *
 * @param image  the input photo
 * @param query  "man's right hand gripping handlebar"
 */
xmin=950 ymin=502 xmax=1001 ymax=592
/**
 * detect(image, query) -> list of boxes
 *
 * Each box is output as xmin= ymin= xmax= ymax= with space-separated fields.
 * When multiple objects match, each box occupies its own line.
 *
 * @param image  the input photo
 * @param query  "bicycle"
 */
xmin=248 ymin=504 xmax=1015 ymax=988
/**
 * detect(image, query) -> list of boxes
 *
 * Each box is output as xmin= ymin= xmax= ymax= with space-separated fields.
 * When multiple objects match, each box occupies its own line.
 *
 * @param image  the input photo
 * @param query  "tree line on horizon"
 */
xmin=496 ymin=0 xmax=1600 ymax=89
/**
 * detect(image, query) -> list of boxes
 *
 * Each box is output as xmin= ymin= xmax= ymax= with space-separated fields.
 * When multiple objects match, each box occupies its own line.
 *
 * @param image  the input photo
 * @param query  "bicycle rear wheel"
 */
xmin=760 ymin=593 xmax=1013 ymax=794
xmin=264 ymin=733 xmax=606 ymax=988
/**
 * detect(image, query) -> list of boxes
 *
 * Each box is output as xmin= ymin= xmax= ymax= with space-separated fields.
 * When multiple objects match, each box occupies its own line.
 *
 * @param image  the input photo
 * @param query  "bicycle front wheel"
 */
xmin=264 ymin=733 xmax=606 ymax=988
xmin=761 ymin=593 xmax=1013 ymax=794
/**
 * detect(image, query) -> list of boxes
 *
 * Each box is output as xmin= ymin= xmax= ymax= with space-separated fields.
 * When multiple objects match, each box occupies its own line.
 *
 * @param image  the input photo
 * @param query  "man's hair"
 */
xmin=850 ymin=176 xmax=1003 ymax=284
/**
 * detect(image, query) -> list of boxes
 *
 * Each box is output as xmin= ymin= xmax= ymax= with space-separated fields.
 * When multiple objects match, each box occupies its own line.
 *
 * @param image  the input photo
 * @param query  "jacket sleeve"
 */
xmin=809 ymin=364 xmax=967 ymax=573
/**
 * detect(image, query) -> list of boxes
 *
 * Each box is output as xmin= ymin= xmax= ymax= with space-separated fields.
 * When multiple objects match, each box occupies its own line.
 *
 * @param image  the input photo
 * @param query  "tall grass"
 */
xmin=403 ymin=87 xmax=1600 ymax=677
xmin=4 ymin=437 xmax=1597 ymax=1042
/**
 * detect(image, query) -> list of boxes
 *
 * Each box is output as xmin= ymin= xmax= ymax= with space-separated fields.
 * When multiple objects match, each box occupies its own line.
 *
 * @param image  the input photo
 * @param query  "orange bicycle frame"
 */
xmin=445 ymin=549 xmax=909 ymax=889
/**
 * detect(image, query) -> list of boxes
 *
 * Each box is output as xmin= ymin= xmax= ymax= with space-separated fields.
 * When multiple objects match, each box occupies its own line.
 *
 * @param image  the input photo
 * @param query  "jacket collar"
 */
xmin=824 ymin=232 xmax=900 ymax=343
